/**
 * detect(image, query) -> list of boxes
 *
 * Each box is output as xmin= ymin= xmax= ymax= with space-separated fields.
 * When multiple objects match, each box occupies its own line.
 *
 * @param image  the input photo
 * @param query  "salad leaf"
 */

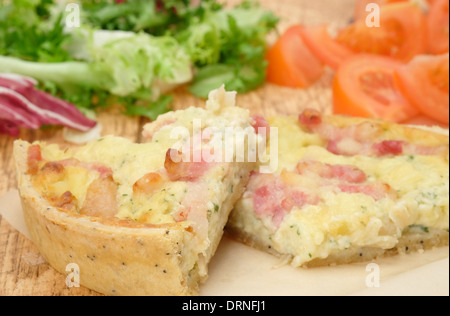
xmin=123 ymin=94 xmax=173 ymax=121
xmin=39 ymin=80 xmax=111 ymax=111
xmin=81 ymin=0 xmax=211 ymax=35
xmin=0 ymin=73 xmax=97 ymax=135
xmin=0 ymin=0 xmax=278 ymax=121
xmin=179 ymin=1 xmax=279 ymax=97
xmin=72 ymin=30 xmax=194 ymax=98
xmin=0 ymin=0 xmax=72 ymax=62
xmin=0 ymin=31 xmax=193 ymax=100
xmin=79 ymin=0 xmax=279 ymax=98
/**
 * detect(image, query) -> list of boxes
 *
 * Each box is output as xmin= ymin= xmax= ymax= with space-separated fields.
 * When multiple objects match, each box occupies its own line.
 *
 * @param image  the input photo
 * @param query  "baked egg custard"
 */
xmin=228 ymin=110 xmax=449 ymax=267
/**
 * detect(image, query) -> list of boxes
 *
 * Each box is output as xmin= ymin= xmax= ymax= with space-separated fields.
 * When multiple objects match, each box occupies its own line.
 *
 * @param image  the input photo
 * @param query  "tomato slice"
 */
xmin=396 ymin=54 xmax=449 ymax=125
xmin=299 ymin=25 xmax=355 ymax=71
xmin=265 ymin=25 xmax=324 ymax=88
xmin=427 ymin=0 xmax=449 ymax=54
xmin=333 ymin=54 xmax=418 ymax=123
xmin=338 ymin=2 xmax=427 ymax=62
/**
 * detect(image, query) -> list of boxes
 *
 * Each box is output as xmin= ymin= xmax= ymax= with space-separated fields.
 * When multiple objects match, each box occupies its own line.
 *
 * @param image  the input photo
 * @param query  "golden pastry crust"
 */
xmin=15 ymin=140 xmax=198 ymax=295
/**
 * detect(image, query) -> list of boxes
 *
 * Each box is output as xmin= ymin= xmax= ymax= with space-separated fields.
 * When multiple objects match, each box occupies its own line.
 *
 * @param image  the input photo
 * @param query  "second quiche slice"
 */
xmin=228 ymin=110 xmax=449 ymax=267
xmin=14 ymin=87 xmax=264 ymax=295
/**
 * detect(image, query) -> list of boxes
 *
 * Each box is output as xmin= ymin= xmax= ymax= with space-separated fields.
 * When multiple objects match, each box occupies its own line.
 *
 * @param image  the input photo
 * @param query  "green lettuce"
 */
xmin=0 ymin=31 xmax=193 ymax=101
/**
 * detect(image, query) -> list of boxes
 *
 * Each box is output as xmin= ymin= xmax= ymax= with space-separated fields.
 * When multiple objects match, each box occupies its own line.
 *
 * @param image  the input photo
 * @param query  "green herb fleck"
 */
xmin=409 ymin=225 xmax=430 ymax=233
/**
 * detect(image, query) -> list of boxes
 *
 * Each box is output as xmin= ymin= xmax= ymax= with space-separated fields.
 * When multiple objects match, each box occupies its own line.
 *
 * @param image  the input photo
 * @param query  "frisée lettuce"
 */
xmin=0 ymin=0 xmax=278 ymax=121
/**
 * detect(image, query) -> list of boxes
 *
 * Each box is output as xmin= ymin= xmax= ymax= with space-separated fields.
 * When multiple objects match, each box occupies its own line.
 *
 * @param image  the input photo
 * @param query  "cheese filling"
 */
xmin=233 ymin=115 xmax=449 ymax=266
xmin=30 ymin=88 xmax=260 ymax=230
xmin=27 ymin=87 xmax=264 ymax=280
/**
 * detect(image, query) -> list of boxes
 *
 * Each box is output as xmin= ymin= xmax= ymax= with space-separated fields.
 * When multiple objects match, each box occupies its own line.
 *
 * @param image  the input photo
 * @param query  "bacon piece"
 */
xmin=27 ymin=144 xmax=43 ymax=175
xmin=298 ymin=109 xmax=323 ymax=127
xmin=338 ymin=182 xmax=396 ymax=201
xmin=253 ymin=185 xmax=287 ymax=228
xmin=297 ymin=160 xmax=367 ymax=183
xmin=294 ymin=160 xmax=394 ymax=200
xmin=84 ymin=163 xmax=114 ymax=179
xmin=271 ymin=208 xmax=288 ymax=228
xmin=80 ymin=175 xmax=118 ymax=218
xmin=281 ymin=191 xmax=310 ymax=212
xmin=372 ymin=140 xmax=404 ymax=156
xmin=404 ymin=144 xmax=448 ymax=156
xmin=57 ymin=158 xmax=114 ymax=179
xmin=329 ymin=164 xmax=367 ymax=183
xmin=52 ymin=191 xmax=78 ymax=212
xmin=251 ymin=173 xmax=318 ymax=228
xmin=325 ymin=140 xmax=341 ymax=155
xmin=164 ymin=148 xmax=211 ymax=182
xmin=41 ymin=161 xmax=65 ymax=174
xmin=251 ymin=114 xmax=271 ymax=138
xmin=253 ymin=185 xmax=279 ymax=215
xmin=254 ymin=186 xmax=317 ymax=227
xmin=133 ymin=172 xmax=166 ymax=195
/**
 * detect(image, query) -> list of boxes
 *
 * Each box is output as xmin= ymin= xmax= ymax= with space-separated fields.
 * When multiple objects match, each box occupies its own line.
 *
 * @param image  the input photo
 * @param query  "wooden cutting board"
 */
xmin=0 ymin=0 xmax=356 ymax=296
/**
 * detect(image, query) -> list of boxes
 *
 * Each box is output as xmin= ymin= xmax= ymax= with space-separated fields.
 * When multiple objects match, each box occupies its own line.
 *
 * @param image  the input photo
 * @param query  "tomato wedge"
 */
xmin=266 ymin=25 xmax=324 ymax=88
xmin=426 ymin=0 xmax=449 ymax=54
xmin=337 ymin=2 xmax=427 ymax=62
xmin=333 ymin=54 xmax=418 ymax=123
xmin=396 ymin=54 xmax=449 ymax=125
xmin=300 ymin=25 xmax=355 ymax=71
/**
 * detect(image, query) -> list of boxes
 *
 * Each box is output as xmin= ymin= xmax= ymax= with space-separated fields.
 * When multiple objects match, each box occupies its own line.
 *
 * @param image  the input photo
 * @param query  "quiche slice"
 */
xmin=14 ymin=87 xmax=264 ymax=295
xmin=228 ymin=109 xmax=449 ymax=267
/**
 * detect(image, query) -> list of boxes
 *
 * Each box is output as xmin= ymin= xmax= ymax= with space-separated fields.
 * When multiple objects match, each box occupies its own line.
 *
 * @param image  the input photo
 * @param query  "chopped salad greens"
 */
xmin=0 ymin=0 xmax=278 ymax=122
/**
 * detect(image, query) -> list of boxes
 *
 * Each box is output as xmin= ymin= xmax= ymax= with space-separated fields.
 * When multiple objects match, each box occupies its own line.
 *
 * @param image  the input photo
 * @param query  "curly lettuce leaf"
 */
xmin=0 ymin=0 xmax=73 ymax=62
xmin=183 ymin=2 xmax=279 ymax=97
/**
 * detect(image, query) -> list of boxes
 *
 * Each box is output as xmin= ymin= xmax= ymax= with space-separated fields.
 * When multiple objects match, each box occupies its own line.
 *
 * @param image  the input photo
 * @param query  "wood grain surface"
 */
xmin=0 ymin=0 xmax=356 ymax=296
